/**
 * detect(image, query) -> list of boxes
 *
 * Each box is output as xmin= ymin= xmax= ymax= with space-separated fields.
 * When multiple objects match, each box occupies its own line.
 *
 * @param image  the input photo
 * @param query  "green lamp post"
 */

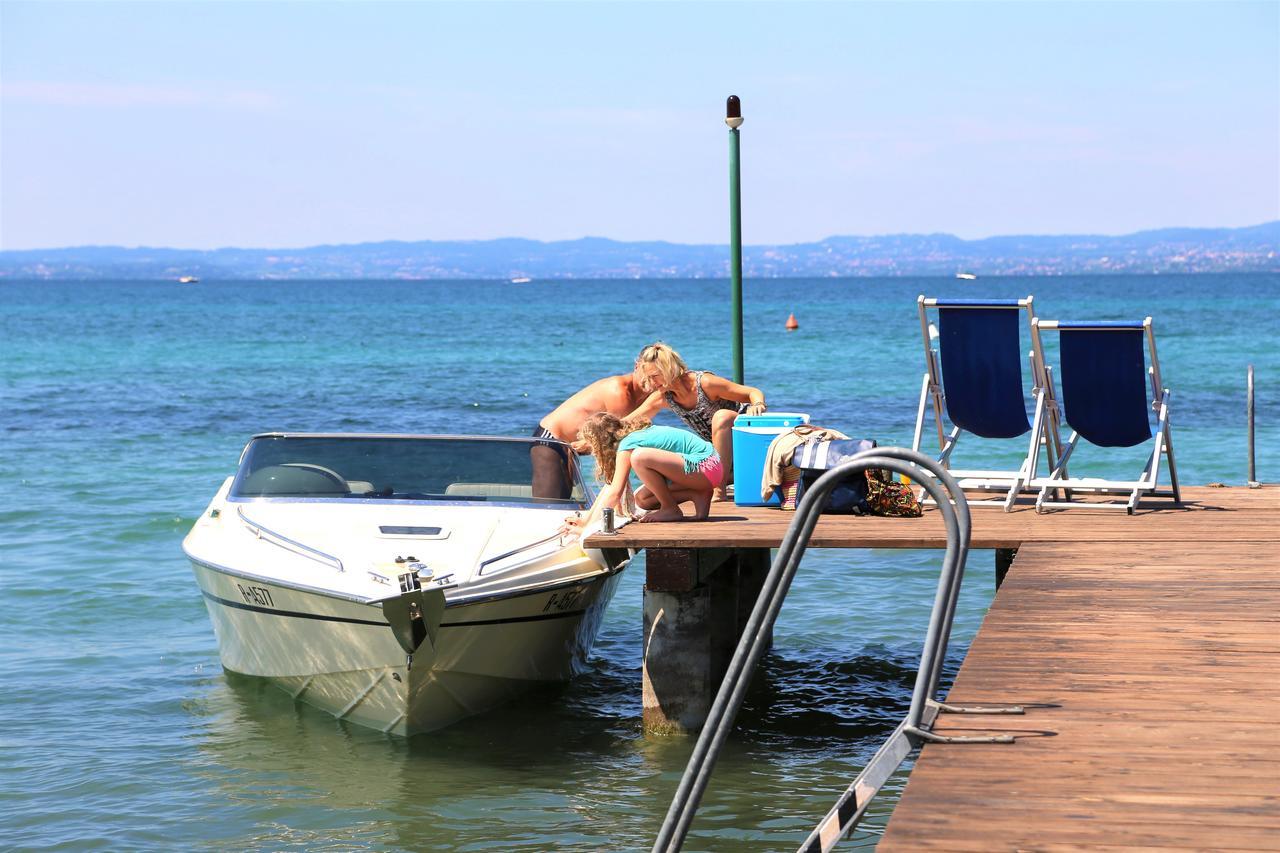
xmin=726 ymin=95 xmax=744 ymax=384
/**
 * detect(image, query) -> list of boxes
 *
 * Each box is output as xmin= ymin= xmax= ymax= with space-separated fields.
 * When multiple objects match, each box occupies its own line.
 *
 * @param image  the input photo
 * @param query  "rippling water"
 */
xmin=2 ymin=275 xmax=1275 ymax=850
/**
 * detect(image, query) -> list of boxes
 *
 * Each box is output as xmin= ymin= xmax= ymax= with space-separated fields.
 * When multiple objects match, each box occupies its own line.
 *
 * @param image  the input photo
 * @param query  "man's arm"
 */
xmin=623 ymin=390 xmax=667 ymax=423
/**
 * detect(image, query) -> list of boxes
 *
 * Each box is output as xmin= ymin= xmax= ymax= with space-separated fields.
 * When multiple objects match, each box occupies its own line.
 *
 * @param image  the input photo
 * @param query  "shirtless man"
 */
xmin=532 ymin=362 xmax=654 ymax=500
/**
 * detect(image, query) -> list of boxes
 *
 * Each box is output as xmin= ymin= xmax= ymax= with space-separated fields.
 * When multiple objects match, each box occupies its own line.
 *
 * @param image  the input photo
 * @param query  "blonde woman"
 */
xmin=560 ymin=413 xmax=721 ymax=538
xmin=628 ymin=342 xmax=766 ymax=501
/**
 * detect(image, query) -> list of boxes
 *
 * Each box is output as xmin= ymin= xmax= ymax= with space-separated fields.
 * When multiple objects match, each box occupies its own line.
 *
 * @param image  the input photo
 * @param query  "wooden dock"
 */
xmin=587 ymin=484 xmax=1278 ymax=552
xmin=585 ymin=485 xmax=1280 ymax=846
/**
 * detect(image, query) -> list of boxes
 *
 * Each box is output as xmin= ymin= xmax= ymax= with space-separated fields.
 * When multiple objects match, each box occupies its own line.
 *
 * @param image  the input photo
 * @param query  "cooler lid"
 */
xmin=734 ymin=412 xmax=811 ymax=429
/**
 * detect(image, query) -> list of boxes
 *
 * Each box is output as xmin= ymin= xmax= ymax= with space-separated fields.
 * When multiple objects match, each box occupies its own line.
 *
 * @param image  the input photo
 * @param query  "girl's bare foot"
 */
xmin=691 ymin=491 xmax=712 ymax=520
xmin=711 ymin=488 xmax=730 ymax=502
xmin=638 ymin=506 xmax=685 ymax=523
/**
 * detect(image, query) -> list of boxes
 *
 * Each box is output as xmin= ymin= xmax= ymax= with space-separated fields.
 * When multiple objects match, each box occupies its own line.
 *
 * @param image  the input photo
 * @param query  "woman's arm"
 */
xmin=701 ymin=374 xmax=767 ymax=414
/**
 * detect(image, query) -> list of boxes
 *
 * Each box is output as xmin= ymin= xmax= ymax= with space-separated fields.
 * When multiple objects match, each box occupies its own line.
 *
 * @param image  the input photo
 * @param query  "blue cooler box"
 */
xmin=732 ymin=412 xmax=811 ymax=506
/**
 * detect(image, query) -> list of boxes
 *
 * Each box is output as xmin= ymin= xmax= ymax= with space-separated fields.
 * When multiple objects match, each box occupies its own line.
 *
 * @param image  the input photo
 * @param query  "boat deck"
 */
xmin=585 ymin=485 xmax=1280 ymax=847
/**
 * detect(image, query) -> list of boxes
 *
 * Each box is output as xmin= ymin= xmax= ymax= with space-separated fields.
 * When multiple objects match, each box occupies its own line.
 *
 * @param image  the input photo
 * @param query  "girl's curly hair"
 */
xmin=578 ymin=412 xmax=651 ymax=486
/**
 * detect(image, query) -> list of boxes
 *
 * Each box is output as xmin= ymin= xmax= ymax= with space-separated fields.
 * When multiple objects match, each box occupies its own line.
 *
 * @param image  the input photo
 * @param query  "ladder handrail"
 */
xmin=653 ymin=447 xmax=973 ymax=852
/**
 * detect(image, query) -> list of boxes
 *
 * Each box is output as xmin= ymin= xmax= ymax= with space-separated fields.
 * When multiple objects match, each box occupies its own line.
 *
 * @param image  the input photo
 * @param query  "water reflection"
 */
xmin=191 ymin=639 xmax=959 ymax=851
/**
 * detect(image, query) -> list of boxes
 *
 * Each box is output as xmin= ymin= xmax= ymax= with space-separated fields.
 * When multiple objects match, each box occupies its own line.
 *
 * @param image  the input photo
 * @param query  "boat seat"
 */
xmin=346 ymin=481 xmax=375 ymax=494
xmin=444 ymin=482 xmax=534 ymax=499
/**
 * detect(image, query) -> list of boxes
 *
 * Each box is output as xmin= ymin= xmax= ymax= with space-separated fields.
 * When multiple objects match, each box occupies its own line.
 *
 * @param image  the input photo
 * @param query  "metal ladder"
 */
xmin=652 ymin=447 xmax=1023 ymax=853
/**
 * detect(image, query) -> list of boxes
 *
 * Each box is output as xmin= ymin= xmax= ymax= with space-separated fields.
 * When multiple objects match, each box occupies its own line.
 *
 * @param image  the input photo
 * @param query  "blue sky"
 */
xmin=2 ymin=1 xmax=1276 ymax=250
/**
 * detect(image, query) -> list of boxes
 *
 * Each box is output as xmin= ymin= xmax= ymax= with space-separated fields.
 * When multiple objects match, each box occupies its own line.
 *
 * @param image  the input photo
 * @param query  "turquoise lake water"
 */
xmin=1 ymin=274 xmax=1276 ymax=850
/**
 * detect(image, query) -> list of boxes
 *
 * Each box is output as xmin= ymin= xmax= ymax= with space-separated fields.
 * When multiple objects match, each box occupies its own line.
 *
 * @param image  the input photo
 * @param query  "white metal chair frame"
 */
xmin=912 ymin=295 xmax=1066 ymax=511
xmin=1028 ymin=317 xmax=1181 ymax=514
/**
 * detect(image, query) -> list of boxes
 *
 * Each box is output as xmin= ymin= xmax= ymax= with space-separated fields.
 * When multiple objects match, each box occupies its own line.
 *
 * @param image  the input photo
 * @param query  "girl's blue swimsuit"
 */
xmin=618 ymin=425 xmax=716 ymax=473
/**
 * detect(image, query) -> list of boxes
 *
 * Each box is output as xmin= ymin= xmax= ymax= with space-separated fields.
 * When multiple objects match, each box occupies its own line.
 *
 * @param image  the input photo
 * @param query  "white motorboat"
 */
xmin=184 ymin=432 xmax=630 ymax=736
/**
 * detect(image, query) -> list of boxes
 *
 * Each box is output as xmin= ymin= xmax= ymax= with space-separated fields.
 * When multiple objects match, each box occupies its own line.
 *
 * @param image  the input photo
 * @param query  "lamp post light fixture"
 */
xmin=725 ymin=95 xmax=744 ymax=129
xmin=726 ymin=95 xmax=745 ymax=384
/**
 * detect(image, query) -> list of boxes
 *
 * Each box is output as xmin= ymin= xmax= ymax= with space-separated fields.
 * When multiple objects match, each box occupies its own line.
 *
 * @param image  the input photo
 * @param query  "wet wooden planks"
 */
xmin=878 ymin=538 xmax=1280 ymax=850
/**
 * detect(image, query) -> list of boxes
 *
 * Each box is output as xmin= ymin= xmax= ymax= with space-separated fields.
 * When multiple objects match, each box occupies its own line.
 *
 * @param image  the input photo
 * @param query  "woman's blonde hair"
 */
xmin=578 ymin=412 xmax=651 ymax=485
xmin=635 ymin=342 xmax=688 ymax=392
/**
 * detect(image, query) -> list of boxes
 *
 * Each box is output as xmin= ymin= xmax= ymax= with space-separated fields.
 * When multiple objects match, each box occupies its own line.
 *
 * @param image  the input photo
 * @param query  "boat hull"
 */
xmin=191 ymin=559 xmax=624 ymax=735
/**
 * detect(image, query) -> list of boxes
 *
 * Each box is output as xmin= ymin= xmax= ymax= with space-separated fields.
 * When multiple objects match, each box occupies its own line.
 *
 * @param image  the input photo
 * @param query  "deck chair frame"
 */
xmin=1029 ymin=317 xmax=1181 ymax=514
xmin=912 ymin=295 xmax=1065 ymax=510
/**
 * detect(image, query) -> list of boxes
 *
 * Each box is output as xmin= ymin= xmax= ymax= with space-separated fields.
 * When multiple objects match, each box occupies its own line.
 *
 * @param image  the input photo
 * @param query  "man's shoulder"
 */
xmin=599 ymin=374 xmax=640 ymax=404
xmin=559 ymin=373 xmax=627 ymax=403
xmin=580 ymin=373 xmax=629 ymax=392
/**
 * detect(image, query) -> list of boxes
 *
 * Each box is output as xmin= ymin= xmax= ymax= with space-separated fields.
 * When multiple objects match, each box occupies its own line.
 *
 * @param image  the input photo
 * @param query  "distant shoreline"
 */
xmin=2 ymin=222 xmax=1276 ymax=280
xmin=3 ymin=271 xmax=1278 ymax=284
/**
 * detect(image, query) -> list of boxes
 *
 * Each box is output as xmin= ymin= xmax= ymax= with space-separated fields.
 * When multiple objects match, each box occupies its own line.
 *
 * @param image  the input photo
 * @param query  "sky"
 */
xmin=1 ymin=1 xmax=1277 ymax=250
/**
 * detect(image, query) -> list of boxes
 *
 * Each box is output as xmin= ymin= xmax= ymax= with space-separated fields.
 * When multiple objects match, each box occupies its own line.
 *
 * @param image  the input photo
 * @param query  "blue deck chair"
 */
xmin=912 ymin=296 xmax=1064 ymax=510
xmin=1029 ymin=318 xmax=1181 ymax=513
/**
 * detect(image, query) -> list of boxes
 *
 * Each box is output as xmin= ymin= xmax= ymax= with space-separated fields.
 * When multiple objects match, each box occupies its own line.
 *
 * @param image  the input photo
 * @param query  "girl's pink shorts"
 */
xmin=694 ymin=454 xmax=725 ymax=488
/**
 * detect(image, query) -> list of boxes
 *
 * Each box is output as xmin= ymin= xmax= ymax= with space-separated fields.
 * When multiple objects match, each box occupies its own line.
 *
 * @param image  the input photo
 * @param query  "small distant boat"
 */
xmin=955 ymin=272 xmax=977 ymax=281
xmin=178 ymin=275 xmax=200 ymax=284
xmin=510 ymin=277 xmax=532 ymax=284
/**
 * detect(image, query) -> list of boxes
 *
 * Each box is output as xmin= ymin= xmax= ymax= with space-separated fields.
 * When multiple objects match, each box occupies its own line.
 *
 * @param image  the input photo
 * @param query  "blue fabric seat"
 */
xmin=912 ymin=296 xmax=1064 ymax=511
xmin=938 ymin=305 xmax=1033 ymax=440
xmin=1029 ymin=318 xmax=1181 ymax=513
xmin=1057 ymin=323 xmax=1152 ymax=448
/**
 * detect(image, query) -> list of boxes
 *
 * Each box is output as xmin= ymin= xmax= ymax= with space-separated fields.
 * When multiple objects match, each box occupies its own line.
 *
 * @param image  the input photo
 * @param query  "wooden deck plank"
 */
xmin=584 ymin=485 xmax=1279 ymax=550
xmin=878 ymin=537 xmax=1280 ymax=849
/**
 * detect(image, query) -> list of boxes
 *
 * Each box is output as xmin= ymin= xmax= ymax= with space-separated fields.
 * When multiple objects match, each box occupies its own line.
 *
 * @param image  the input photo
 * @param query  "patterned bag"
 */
xmin=788 ymin=438 xmax=923 ymax=518
xmin=779 ymin=466 xmax=803 ymax=510
xmin=864 ymin=469 xmax=923 ymax=517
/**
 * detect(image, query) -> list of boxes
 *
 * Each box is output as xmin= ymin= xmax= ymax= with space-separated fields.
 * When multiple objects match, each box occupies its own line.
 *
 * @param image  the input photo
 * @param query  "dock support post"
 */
xmin=735 ymin=547 xmax=773 ymax=652
xmin=995 ymin=547 xmax=1017 ymax=588
xmin=642 ymin=547 xmax=772 ymax=734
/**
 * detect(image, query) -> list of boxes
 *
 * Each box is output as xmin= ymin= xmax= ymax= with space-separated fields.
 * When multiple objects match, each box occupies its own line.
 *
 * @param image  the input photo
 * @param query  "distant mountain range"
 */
xmin=2 ymin=222 xmax=1276 ymax=280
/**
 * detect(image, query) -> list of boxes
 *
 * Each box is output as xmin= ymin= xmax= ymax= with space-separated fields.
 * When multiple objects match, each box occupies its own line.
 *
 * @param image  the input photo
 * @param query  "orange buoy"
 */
xmin=785 ymin=313 xmax=799 ymax=331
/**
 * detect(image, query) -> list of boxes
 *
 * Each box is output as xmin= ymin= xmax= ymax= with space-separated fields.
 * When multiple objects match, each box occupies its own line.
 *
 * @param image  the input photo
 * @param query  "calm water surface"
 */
xmin=2 ymin=275 xmax=1276 ymax=850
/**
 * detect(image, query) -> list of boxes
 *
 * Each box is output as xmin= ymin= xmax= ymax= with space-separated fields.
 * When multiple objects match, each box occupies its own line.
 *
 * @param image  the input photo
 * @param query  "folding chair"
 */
xmin=912 ymin=296 xmax=1064 ymax=510
xmin=1029 ymin=317 xmax=1181 ymax=514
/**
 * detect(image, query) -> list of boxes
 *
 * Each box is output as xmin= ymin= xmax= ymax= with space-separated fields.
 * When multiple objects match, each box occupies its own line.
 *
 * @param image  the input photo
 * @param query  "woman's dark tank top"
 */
xmin=664 ymin=371 xmax=742 ymax=441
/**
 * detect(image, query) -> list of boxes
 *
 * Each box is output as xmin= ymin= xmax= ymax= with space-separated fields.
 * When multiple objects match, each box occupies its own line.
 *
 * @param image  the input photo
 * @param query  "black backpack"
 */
xmin=793 ymin=438 xmax=878 ymax=514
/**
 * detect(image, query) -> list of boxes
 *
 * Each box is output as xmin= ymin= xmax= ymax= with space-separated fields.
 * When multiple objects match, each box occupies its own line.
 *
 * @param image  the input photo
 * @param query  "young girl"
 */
xmin=561 ymin=413 xmax=723 ymax=538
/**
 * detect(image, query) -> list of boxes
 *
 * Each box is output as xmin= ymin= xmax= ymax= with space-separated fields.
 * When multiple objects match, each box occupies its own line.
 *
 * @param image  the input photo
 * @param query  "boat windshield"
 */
xmin=229 ymin=435 xmax=588 ymax=506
